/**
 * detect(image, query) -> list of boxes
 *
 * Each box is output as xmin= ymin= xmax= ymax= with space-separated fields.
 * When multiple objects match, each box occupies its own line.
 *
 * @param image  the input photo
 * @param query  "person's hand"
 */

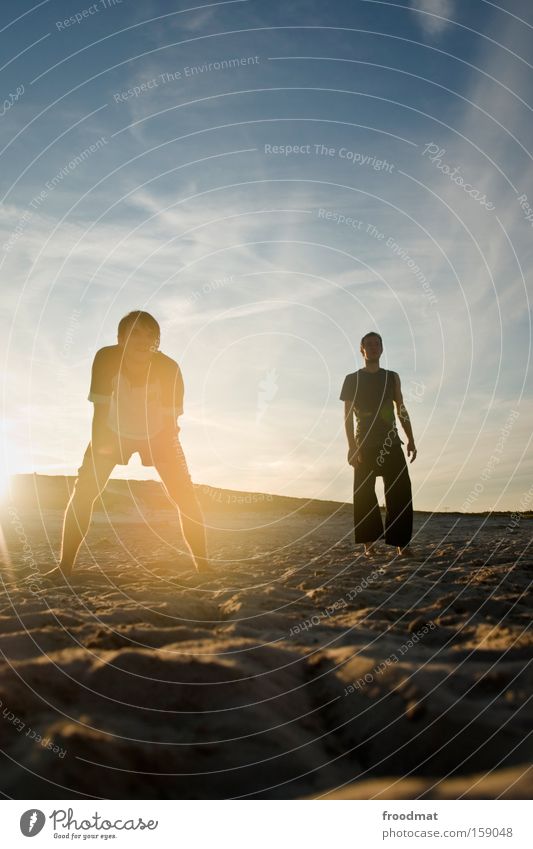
xmin=95 ymin=443 xmax=115 ymax=456
xmin=347 ymin=447 xmax=361 ymax=467
xmin=92 ymin=419 xmax=117 ymax=456
xmin=407 ymin=441 xmax=417 ymax=463
xmin=92 ymin=433 xmax=117 ymax=456
xmin=158 ymin=418 xmax=180 ymax=443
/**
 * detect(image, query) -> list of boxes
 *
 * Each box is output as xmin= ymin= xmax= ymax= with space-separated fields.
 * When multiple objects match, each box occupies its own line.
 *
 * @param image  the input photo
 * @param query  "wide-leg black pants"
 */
xmin=353 ymin=443 xmax=413 ymax=546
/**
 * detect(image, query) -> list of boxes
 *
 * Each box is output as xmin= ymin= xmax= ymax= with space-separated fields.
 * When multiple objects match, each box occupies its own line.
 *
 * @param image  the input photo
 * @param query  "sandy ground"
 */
xmin=0 ymin=475 xmax=531 ymax=799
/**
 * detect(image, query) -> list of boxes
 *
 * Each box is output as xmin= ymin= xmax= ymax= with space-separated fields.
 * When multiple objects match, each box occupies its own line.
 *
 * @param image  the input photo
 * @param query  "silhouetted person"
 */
xmin=47 ymin=311 xmax=209 ymax=579
xmin=341 ymin=332 xmax=416 ymax=556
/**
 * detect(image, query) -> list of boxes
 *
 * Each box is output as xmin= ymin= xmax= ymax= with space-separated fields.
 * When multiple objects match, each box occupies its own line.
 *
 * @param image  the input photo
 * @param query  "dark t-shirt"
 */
xmin=88 ymin=345 xmax=184 ymax=439
xmin=340 ymin=368 xmax=401 ymax=448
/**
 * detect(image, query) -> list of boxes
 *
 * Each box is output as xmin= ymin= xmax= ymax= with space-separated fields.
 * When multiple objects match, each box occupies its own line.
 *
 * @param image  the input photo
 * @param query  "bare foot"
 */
xmin=396 ymin=546 xmax=414 ymax=557
xmin=364 ymin=544 xmax=376 ymax=557
xmin=194 ymin=558 xmax=214 ymax=576
xmin=41 ymin=565 xmax=72 ymax=583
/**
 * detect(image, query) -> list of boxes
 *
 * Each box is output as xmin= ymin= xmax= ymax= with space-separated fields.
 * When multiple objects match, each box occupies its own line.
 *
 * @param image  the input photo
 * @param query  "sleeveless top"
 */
xmin=340 ymin=368 xmax=401 ymax=448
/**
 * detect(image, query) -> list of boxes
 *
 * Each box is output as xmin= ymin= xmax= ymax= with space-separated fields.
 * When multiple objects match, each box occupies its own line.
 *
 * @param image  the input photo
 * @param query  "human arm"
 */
xmin=91 ymin=401 xmax=115 ymax=454
xmin=344 ymin=400 xmax=360 ymax=466
xmin=393 ymin=373 xmax=417 ymax=462
xmin=341 ymin=373 xmax=360 ymax=466
xmin=88 ymin=348 xmax=115 ymax=453
xmin=160 ymin=360 xmax=184 ymax=433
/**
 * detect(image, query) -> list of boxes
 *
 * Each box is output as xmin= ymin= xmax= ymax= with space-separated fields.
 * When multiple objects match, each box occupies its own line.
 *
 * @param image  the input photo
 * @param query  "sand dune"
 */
xmin=0 ymin=475 xmax=531 ymax=799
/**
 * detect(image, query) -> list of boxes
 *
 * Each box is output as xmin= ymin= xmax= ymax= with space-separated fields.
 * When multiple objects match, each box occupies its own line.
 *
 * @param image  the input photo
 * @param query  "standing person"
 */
xmin=47 ymin=310 xmax=210 ymax=579
xmin=340 ymin=331 xmax=416 ymax=556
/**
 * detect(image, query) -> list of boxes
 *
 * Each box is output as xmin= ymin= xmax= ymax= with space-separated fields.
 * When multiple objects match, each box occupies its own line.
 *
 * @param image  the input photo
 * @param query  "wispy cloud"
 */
xmin=410 ymin=0 xmax=456 ymax=38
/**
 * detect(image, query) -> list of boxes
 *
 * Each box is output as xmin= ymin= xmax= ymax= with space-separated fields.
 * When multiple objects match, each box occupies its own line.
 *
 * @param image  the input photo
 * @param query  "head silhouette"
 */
xmin=117 ymin=311 xmax=160 ymax=353
xmin=360 ymin=331 xmax=383 ymax=361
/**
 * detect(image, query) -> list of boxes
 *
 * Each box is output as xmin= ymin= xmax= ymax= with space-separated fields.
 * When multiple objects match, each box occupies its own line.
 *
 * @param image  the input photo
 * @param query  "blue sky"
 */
xmin=1 ymin=0 xmax=532 ymax=511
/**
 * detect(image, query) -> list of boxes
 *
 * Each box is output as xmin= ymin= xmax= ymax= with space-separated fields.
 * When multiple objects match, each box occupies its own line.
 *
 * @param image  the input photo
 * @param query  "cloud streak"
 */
xmin=410 ymin=0 xmax=456 ymax=38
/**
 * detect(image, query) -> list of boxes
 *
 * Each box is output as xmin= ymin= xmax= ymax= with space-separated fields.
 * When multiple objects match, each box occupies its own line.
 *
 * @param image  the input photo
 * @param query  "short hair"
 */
xmin=117 ymin=311 xmax=160 ymax=345
xmin=360 ymin=331 xmax=383 ymax=348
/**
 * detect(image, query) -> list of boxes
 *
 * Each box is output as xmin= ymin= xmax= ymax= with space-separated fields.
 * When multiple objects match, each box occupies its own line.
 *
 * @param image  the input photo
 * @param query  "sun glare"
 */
xmin=0 ymin=421 xmax=15 ymax=498
xmin=0 ymin=454 xmax=12 ymax=499
xmin=0 ymin=452 xmax=8 ymax=495
xmin=0 ymin=468 xmax=9 ymax=498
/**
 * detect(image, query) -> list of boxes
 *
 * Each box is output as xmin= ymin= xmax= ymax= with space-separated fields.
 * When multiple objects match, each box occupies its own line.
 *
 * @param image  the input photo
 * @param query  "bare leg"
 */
xmin=46 ymin=444 xmax=116 ymax=577
xmin=178 ymin=498 xmax=209 ymax=573
xmin=155 ymin=452 xmax=210 ymax=574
